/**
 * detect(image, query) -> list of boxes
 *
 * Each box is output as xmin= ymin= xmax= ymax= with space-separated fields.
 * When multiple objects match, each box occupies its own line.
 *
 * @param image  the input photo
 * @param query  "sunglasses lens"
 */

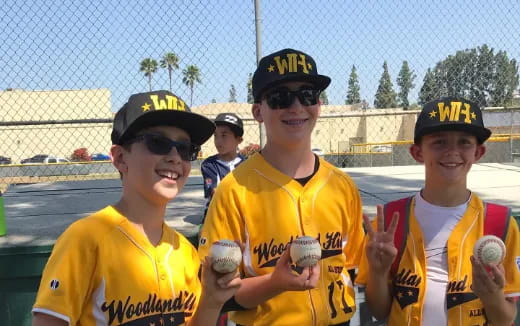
xmin=173 ymin=142 xmax=191 ymax=161
xmin=143 ymin=135 xmax=199 ymax=161
xmin=264 ymin=88 xmax=319 ymax=109
xmin=265 ymin=91 xmax=285 ymax=109
xmin=298 ymin=89 xmax=319 ymax=106
xmin=145 ymin=135 xmax=172 ymax=155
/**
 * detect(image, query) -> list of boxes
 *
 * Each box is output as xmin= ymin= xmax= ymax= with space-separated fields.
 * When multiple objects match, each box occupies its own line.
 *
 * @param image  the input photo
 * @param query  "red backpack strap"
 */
xmin=384 ymin=196 xmax=413 ymax=276
xmin=483 ymin=202 xmax=511 ymax=241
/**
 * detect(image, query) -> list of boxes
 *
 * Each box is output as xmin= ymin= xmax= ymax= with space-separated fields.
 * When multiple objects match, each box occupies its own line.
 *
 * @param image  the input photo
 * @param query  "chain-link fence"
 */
xmin=1 ymin=1 xmax=520 ymax=183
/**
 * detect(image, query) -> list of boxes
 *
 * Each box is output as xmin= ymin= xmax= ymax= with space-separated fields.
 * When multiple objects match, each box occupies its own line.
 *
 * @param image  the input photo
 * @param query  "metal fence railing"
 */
xmin=2 ymin=1 xmax=520 ymax=183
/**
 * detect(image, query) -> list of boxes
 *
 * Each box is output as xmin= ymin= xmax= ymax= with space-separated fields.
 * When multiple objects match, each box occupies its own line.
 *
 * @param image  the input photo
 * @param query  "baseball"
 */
xmin=209 ymin=239 xmax=242 ymax=273
xmin=473 ymin=235 xmax=506 ymax=265
xmin=290 ymin=236 xmax=322 ymax=267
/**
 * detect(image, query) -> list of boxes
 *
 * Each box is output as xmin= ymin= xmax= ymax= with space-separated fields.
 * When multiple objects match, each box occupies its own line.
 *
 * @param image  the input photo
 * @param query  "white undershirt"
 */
xmin=414 ymin=192 xmax=470 ymax=326
xmin=215 ymin=156 xmax=243 ymax=183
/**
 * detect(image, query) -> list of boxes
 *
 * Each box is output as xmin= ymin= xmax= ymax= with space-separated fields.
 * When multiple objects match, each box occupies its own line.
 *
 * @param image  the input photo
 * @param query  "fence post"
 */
xmin=0 ymin=191 xmax=6 ymax=236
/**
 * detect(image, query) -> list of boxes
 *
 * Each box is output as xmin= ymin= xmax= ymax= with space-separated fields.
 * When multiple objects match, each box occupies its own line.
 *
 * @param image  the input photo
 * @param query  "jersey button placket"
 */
xmin=300 ymin=195 xmax=312 ymax=232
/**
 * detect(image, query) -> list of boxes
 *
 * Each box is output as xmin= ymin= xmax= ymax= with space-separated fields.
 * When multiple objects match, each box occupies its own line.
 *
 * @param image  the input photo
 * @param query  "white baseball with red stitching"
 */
xmin=210 ymin=240 xmax=242 ymax=273
xmin=473 ymin=235 xmax=506 ymax=265
xmin=290 ymin=236 xmax=322 ymax=267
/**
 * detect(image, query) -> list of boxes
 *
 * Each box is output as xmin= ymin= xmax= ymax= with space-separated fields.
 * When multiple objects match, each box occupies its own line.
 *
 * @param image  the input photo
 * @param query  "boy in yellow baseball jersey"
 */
xmin=356 ymin=97 xmax=520 ymax=326
xmin=32 ymin=90 xmax=241 ymax=326
xmin=198 ymin=49 xmax=365 ymax=326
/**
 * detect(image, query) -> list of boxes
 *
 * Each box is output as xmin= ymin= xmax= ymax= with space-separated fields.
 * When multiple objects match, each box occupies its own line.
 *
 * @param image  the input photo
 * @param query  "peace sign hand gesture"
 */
xmin=363 ymin=205 xmax=399 ymax=274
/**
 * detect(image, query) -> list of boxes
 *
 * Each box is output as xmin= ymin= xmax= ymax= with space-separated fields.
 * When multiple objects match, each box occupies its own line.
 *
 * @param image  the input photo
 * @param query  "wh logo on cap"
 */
xmin=429 ymin=101 xmax=476 ymax=124
xmin=269 ymin=53 xmax=312 ymax=75
xmin=142 ymin=94 xmax=187 ymax=112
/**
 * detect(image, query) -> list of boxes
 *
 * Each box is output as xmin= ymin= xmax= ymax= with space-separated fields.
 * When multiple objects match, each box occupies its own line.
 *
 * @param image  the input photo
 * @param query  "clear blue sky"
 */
xmin=2 ymin=0 xmax=520 ymax=111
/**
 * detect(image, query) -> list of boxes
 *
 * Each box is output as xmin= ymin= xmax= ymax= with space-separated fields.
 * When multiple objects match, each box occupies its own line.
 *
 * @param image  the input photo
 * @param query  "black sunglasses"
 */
xmin=263 ymin=87 xmax=321 ymax=110
xmin=126 ymin=134 xmax=200 ymax=161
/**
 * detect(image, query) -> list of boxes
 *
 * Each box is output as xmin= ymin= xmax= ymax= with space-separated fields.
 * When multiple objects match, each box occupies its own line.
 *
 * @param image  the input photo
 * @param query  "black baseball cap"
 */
xmin=111 ymin=90 xmax=215 ymax=146
xmin=414 ymin=96 xmax=491 ymax=144
xmin=214 ymin=113 xmax=244 ymax=137
xmin=252 ymin=48 xmax=331 ymax=102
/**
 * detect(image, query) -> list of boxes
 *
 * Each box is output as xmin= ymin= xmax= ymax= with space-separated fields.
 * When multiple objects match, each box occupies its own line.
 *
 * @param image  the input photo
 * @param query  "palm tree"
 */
xmin=160 ymin=52 xmax=180 ymax=92
xmin=182 ymin=65 xmax=202 ymax=106
xmin=139 ymin=58 xmax=158 ymax=91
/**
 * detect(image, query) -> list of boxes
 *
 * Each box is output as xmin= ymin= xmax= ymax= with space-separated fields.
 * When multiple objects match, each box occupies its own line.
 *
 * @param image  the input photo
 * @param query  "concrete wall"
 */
xmin=0 ymin=90 xmax=518 ymax=165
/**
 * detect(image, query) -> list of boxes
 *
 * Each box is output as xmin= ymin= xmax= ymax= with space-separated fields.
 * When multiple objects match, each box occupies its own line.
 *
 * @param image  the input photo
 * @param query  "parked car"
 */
xmin=21 ymin=155 xmax=70 ymax=164
xmin=21 ymin=154 xmax=50 ymax=164
xmin=0 ymin=156 xmax=12 ymax=165
xmin=45 ymin=157 xmax=70 ymax=164
xmin=371 ymin=145 xmax=392 ymax=153
xmin=91 ymin=153 xmax=110 ymax=161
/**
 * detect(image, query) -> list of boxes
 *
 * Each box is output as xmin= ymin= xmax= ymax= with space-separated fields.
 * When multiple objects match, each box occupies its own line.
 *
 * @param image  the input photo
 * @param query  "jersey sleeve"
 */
xmin=342 ymin=178 xmax=365 ymax=269
xmin=201 ymin=160 xmax=219 ymax=199
xmin=198 ymin=178 xmax=245 ymax=264
xmin=32 ymin=220 xmax=98 ymax=323
xmin=504 ymin=216 xmax=520 ymax=297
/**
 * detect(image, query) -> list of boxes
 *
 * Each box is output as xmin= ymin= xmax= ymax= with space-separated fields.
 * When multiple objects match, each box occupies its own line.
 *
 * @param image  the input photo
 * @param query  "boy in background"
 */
xmin=201 ymin=113 xmax=245 ymax=218
xmin=357 ymin=96 xmax=520 ymax=326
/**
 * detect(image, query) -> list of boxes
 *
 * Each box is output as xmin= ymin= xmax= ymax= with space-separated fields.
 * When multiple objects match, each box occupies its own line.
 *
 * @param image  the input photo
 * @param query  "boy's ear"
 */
xmin=237 ymin=136 xmax=244 ymax=145
xmin=110 ymin=144 xmax=128 ymax=174
xmin=409 ymin=144 xmax=424 ymax=163
xmin=474 ymin=144 xmax=486 ymax=161
xmin=252 ymin=103 xmax=263 ymax=123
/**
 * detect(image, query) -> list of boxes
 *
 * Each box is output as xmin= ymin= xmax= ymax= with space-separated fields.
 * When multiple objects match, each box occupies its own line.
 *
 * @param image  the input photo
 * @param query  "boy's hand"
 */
xmin=363 ymin=205 xmax=398 ymax=274
xmin=270 ymin=244 xmax=320 ymax=291
xmin=200 ymin=256 xmax=242 ymax=307
xmin=470 ymin=255 xmax=505 ymax=301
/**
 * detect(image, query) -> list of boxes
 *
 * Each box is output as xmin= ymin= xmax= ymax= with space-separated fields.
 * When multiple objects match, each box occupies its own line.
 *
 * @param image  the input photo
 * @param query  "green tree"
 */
xmin=419 ymin=44 xmax=519 ymax=107
xmin=182 ymin=65 xmax=202 ymax=106
xmin=418 ymin=68 xmax=437 ymax=105
xmin=160 ymin=52 xmax=180 ymax=92
xmin=320 ymin=90 xmax=329 ymax=105
xmin=247 ymin=73 xmax=254 ymax=104
xmin=374 ymin=61 xmax=397 ymax=108
xmin=229 ymin=84 xmax=237 ymax=102
xmin=346 ymin=65 xmax=361 ymax=104
xmin=139 ymin=58 xmax=158 ymax=92
xmin=396 ymin=61 xmax=416 ymax=109
xmin=490 ymin=51 xmax=519 ymax=106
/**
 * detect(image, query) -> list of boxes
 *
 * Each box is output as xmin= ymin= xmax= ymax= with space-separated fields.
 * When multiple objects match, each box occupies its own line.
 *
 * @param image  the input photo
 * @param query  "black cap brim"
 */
xmin=254 ymin=74 xmax=331 ymax=101
xmin=119 ymin=110 xmax=215 ymax=146
xmin=414 ymin=124 xmax=491 ymax=144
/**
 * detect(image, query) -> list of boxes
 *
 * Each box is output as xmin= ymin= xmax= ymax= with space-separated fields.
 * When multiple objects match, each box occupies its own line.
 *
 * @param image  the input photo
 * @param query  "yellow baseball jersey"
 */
xmin=33 ymin=206 xmax=201 ymax=325
xmin=356 ymin=195 xmax=520 ymax=326
xmin=198 ymin=153 xmax=365 ymax=326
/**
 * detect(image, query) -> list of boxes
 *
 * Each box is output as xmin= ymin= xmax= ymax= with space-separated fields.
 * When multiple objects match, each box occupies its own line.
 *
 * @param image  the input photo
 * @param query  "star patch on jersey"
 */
xmin=205 ymin=178 xmax=212 ymax=186
xmin=50 ymin=279 xmax=60 ymax=290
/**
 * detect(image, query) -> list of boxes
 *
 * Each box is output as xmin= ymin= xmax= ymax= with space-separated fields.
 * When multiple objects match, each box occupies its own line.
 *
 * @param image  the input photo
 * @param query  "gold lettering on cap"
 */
xmin=460 ymin=103 xmax=472 ymax=123
xmin=449 ymin=101 xmax=461 ymax=121
xmin=273 ymin=53 xmax=309 ymax=75
xmin=437 ymin=101 xmax=473 ymax=124
xmin=438 ymin=103 xmax=451 ymax=121
xmin=149 ymin=95 xmax=186 ymax=111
